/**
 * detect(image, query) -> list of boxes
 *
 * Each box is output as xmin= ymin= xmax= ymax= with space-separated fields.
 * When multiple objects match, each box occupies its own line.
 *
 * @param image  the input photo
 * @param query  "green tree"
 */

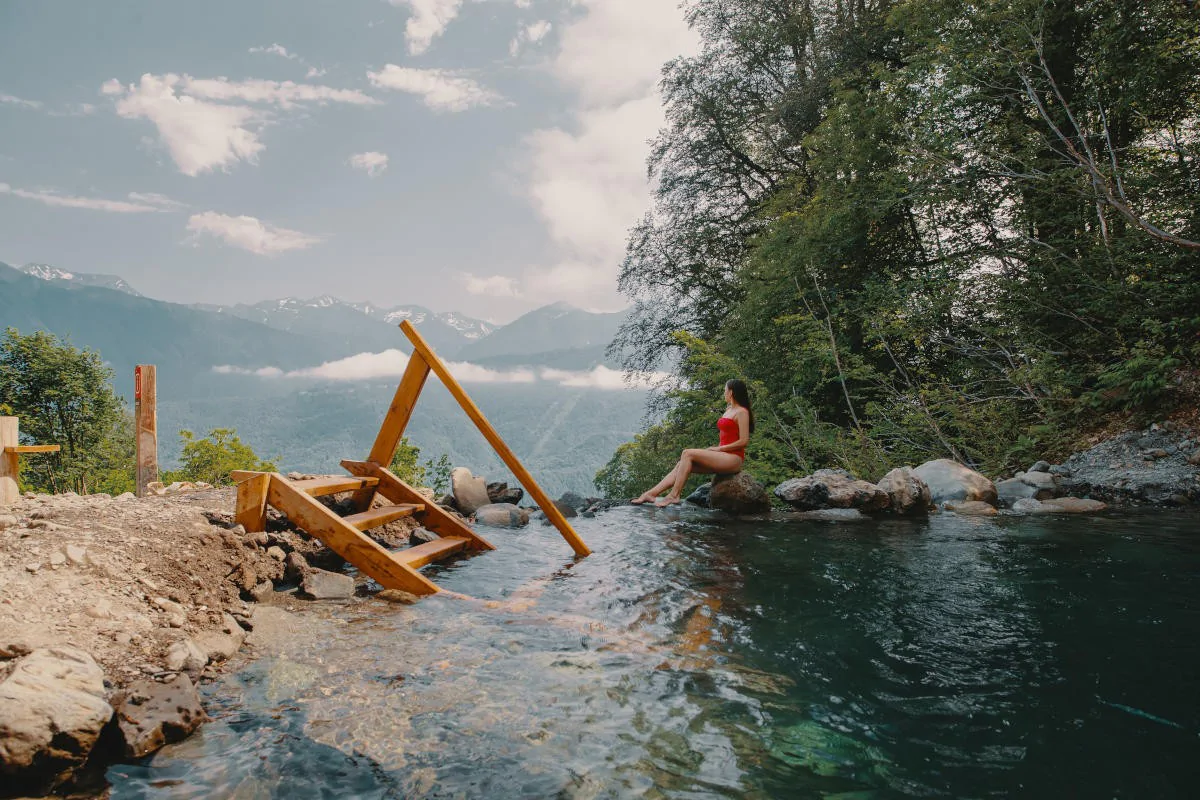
xmin=165 ymin=428 xmax=277 ymax=486
xmin=0 ymin=328 xmax=127 ymax=493
xmin=388 ymin=436 xmax=426 ymax=486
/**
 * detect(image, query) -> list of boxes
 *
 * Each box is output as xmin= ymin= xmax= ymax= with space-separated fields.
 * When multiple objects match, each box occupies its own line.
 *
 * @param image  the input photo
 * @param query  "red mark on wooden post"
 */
xmin=134 ymin=365 xmax=142 ymax=401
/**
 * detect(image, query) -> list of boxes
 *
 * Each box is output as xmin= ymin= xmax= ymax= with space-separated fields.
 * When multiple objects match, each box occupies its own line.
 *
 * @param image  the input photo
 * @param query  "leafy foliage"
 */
xmin=0 ymin=328 xmax=130 ymax=493
xmin=604 ymin=0 xmax=1200 ymax=493
xmin=164 ymin=428 xmax=277 ymax=486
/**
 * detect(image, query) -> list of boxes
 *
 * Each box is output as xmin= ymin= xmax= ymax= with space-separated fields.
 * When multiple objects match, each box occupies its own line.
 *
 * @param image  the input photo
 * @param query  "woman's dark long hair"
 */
xmin=725 ymin=379 xmax=755 ymax=434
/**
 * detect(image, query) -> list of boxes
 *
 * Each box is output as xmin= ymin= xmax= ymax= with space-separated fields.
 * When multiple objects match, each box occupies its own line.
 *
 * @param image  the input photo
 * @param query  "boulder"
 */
xmin=775 ymin=469 xmax=890 ymax=512
xmin=550 ymin=500 xmax=578 ymax=519
xmin=450 ymin=468 xmax=491 ymax=516
xmin=710 ymin=473 xmax=771 ymax=515
xmin=995 ymin=477 xmax=1041 ymax=507
xmin=165 ymin=639 xmax=208 ymax=675
xmin=486 ymin=482 xmax=524 ymax=505
xmin=0 ymin=647 xmax=113 ymax=794
xmin=1016 ymin=470 xmax=1060 ymax=495
xmin=1028 ymin=460 xmax=1052 ymax=473
xmin=945 ymin=500 xmax=998 ymax=516
xmin=192 ymin=613 xmax=246 ymax=663
xmin=557 ymin=492 xmax=587 ymax=512
xmin=110 ymin=674 xmax=207 ymax=759
xmin=875 ymin=468 xmax=931 ymax=515
xmin=684 ymin=482 xmax=712 ymax=507
xmin=299 ymin=568 xmax=355 ymax=600
xmin=913 ymin=459 xmax=997 ymax=506
xmin=472 ymin=503 xmax=530 ymax=528
xmin=1012 ymin=497 xmax=1108 ymax=514
xmin=409 ymin=527 xmax=439 ymax=545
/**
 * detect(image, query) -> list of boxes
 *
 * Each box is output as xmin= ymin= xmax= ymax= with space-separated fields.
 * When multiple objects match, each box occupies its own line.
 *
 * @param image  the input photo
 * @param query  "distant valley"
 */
xmin=1 ymin=260 xmax=648 ymax=494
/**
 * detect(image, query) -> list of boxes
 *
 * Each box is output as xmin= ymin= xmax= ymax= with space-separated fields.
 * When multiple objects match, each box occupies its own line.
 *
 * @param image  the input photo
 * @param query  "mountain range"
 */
xmin=0 ymin=260 xmax=644 ymax=494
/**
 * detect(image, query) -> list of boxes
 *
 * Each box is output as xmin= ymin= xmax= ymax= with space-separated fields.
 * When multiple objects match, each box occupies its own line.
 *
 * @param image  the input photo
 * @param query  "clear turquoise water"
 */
xmin=107 ymin=508 xmax=1200 ymax=798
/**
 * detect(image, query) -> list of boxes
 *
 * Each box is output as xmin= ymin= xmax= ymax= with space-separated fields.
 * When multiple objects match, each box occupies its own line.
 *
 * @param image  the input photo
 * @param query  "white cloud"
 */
xmin=102 ymin=73 xmax=378 ymax=176
xmin=518 ymin=0 xmax=699 ymax=308
xmin=510 ymin=20 xmax=553 ymax=57
xmin=212 ymin=351 xmax=659 ymax=389
xmin=349 ymin=151 xmax=389 ymax=176
xmin=306 ymin=67 xmax=327 ymax=79
xmin=462 ymin=273 xmax=521 ymax=297
xmin=389 ymin=0 xmax=463 ymax=55
xmin=367 ymin=65 xmax=501 ymax=112
xmin=0 ymin=93 xmax=43 ymax=109
xmin=248 ymin=44 xmax=299 ymax=60
xmin=186 ymin=211 xmax=323 ymax=255
xmin=0 ymin=182 xmax=182 ymax=213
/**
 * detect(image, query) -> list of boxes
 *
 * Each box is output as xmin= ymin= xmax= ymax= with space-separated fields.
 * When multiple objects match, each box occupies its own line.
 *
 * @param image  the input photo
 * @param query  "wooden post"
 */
xmin=235 ymin=473 xmax=271 ymax=532
xmin=398 ymin=320 xmax=592 ymax=558
xmin=1 ymin=417 xmax=18 ymax=506
xmin=135 ymin=365 xmax=158 ymax=497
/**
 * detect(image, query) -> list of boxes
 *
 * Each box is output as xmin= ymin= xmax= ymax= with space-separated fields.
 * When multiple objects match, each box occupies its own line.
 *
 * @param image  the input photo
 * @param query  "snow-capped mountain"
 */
xmin=19 ymin=263 xmax=143 ymax=297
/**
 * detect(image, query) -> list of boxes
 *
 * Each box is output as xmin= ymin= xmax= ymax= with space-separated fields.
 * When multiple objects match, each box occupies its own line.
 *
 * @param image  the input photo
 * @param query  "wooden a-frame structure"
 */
xmin=231 ymin=320 xmax=590 ymax=598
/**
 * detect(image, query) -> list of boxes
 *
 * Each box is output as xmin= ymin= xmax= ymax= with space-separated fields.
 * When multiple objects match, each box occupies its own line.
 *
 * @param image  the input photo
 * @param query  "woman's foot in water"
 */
xmin=630 ymin=492 xmax=657 ymax=505
xmin=654 ymin=494 xmax=682 ymax=507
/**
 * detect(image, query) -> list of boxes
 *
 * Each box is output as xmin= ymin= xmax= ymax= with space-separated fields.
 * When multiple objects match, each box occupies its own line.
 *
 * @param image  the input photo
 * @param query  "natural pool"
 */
xmin=107 ymin=507 xmax=1200 ymax=798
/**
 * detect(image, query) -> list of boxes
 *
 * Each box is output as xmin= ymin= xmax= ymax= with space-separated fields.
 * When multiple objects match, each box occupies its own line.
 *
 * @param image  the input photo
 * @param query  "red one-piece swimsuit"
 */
xmin=717 ymin=416 xmax=745 ymax=460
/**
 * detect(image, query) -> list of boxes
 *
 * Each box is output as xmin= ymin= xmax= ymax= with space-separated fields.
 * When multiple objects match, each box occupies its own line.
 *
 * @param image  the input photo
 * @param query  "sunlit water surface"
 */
xmin=107 ymin=508 xmax=1200 ymax=798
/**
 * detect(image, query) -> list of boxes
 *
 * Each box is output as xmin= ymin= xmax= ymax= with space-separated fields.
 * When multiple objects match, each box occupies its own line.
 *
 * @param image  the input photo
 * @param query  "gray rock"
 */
xmin=486 ymin=482 xmax=525 ymax=505
xmin=165 ymin=639 xmax=208 ymax=675
xmin=299 ymin=568 xmax=355 ymax=600
xmin=249 ymin=580 xmax=275 ymax=602
xmin=1060 ymin=426 xmax=1200 ymax=505
xmin=472 ymin=503 xmax=531 ymax=528
xmin=557 ymin=491 xmax=587 ymax=511
xmin=1017 ymin=470 xmax=1060 ymax=494
xmin=284 ymin=551 xmax=309 ymax=582
xmin=1049 ymin=464 xmax=1072 ymax=477
xmin=875 ymin=468 xmax=931 ymax=515
xmin=1028 ymin=460 xmax=1052 ymax=473
xmin=684 ymin=482 xmax=712 ymax=507
xmin=192 ymin=613 xmax=246 ymax=663
xmin=0 ymin=647 xmax=113 ymax=794
xmin=710 ymin=473 xmax=771 ymax=515
xmin=111 ymin=674 xmax=207 ymax=759
xmin=550 ymin=500 xmax=578 ymax=519
xmin=775 ymin=469 xmax=889 ymax=512
xmin=995 ymin=477 xmax=1041 ymax=507
xmin=913 ymin=459 xmax=998 ymax=506
xmin=451 ymin=468 xmax=491 ymax=516
xmin=409 ymin=527 xmax=439 ymax=545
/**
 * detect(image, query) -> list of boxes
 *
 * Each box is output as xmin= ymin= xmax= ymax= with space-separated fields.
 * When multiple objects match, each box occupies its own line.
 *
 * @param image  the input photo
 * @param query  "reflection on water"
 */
xmin=108 ymin=508 xmax=1200 ymax=798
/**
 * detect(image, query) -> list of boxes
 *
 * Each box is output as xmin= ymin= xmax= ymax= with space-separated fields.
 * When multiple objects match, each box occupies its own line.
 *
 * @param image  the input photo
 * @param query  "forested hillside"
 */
xmin=599 ymin=0 xmax=1200 ymax=496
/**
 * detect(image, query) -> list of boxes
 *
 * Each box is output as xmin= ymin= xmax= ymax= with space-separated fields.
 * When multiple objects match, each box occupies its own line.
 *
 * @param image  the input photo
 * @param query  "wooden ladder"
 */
xmin=229 ymin=320 xmax=590 ymax=598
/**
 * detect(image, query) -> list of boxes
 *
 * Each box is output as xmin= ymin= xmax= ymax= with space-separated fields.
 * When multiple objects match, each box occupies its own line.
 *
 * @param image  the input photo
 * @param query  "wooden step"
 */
xmin=342 ymin=503 xmax=424 ymax=531
xmin=292 ymin=475 xmax=379 ymax=497
xmin=396 ymin=536 xmax=470 ymax=569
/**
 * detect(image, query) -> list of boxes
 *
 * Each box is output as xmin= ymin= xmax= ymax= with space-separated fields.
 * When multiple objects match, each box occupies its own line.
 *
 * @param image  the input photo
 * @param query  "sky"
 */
xmin=0 ymin=0 xmax=699 ymax=323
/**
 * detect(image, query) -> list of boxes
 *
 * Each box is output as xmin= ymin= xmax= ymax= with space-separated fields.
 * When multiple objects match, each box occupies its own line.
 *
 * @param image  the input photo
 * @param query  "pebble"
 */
xmin=65 ymin=544 xmax=89 ymax=565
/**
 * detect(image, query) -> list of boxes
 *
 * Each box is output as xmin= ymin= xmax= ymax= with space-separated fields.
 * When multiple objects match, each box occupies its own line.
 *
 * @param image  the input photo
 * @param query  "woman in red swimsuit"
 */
xmin=632 ymin=379 xmax=754 ymax=507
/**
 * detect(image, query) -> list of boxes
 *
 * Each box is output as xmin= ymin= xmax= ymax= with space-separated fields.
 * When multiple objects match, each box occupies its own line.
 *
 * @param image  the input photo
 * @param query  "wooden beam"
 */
xmin=353 ymin=352 xmax=432 ymax=511
xmin=235 ymin=473 xmax=271 ymax=533
xmin=135 ymin=365 xmax=158 ymax=498
xmin=341 ymin=503 xmax=423 ymax=531
xmin=342 ymin=460 xmax=495 ymax=552
xmin=230 ymin=470 xmax=270 ymax=483
xmin=396 ymin=536 xmax=469 ymax=569
xmin=267 ymin=474 xmax=441 ymax=596
xmin=290 ymin=475 xmax=379 ymax=497
xmin=0 ymin=417 xmax=18 ymax=506
xmin=3 ymin=445 xmax=60 ymax=454
xmin=397 ymin=320 xmax=592 ymax=558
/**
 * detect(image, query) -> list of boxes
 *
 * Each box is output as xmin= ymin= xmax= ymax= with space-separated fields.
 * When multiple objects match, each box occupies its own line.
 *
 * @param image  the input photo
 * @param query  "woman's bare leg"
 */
xmin=632 ymin=464 xmax=682 ymax=504
xmin=655 ymin=449 xmax=744 ymax=506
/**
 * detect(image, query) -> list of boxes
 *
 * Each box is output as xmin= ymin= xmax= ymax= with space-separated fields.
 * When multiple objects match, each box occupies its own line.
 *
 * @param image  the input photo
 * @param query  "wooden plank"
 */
xmin=396 ymin=536 xmax=469 ymax=569
xmin=266 ymin=474 xmax=441 ymax=596
xmin=135 ymin=365 xmax=158 ymax=498
xmin=3 ymin=445 xmax=60 ymax=454
xmin=291 ymin=475 xmax=379 ymax=497
xmin=342 ymin=503 xmax=423 ymax=531
xmin=342 ymin=460 xmax=496 ymax=552
xmin=230 ymin=470 xmax=269 ymax=483
xmin=0 ymin=417 xmax=18 ymax=506
xmin=235 ymin=473 xmax=270 ymax=533
xmin=397 ymin=320 xmax=592 ymax=558
xmin=366 ymin=351 xmax=431 ymax=466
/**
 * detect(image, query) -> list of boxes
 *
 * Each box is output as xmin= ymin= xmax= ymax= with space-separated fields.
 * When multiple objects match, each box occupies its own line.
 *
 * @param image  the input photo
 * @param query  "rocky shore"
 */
xmin=684 ymin=423 xmax=1200 ymax=517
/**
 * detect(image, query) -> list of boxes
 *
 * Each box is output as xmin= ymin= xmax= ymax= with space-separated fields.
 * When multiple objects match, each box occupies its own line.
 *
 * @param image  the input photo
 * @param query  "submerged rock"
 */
xmin=875 ymin=467 xmax=931 ymax=515
xmin=110 ymin=674 xmax=207 ymax=759
xmin=775 ymin=469 xmax=890 ymax=512
xmin=913 ymin=459 xmax=998 ymax=506
xmin=945 ymin=500 xmax=998 ymax=516
xmin=472 ymin=503 xmax=530 ymax=528
xmin=791 ymin=508 xmax=869 ymax=522
xmin=450 ymin=468 xmax=491 ymax=517
xmin=0 ymin=647 xmax=113 ymax=795
xmin=710 ymin=473 xmax=771 ymax=515
xmin=1011 ymin=497 xmax=1108 ymax=514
